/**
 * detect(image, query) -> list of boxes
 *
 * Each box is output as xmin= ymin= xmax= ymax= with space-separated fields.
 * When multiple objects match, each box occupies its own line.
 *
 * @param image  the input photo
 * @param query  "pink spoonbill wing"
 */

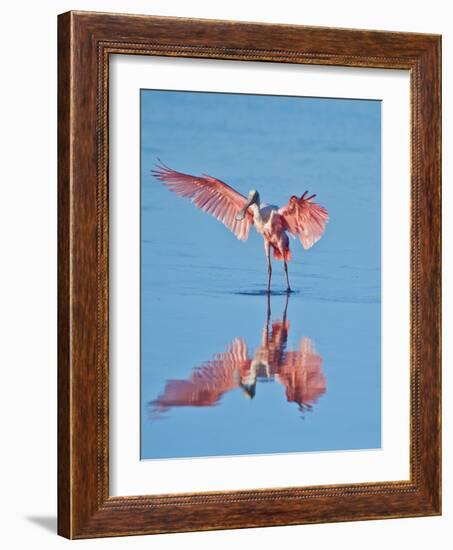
xmin=279 ymin=194 xmax=329 ymax=250
xmin=276 ymin=338 xmax=326 ymax=410
xmin=152 ymin=161 xmax=254 ymax=241
xmin=150 ymin=338 xmax=251 ymax=415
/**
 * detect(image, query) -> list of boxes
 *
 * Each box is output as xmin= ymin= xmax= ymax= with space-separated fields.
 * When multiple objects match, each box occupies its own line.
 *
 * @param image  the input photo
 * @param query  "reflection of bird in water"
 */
xmin=152 ymin=161 xmax=328 ymax=292
xmin=150 ymin=293 xmax=326 ymax=418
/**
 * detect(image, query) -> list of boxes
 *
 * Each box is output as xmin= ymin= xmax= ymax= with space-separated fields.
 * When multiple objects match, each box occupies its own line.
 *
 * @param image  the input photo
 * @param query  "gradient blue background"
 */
xmin=140 ymin=89 xmax=381 ymax=460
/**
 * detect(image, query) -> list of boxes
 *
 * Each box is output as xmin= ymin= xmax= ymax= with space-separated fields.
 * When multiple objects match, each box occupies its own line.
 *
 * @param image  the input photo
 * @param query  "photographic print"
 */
xmin=58 ymin=13 xmax=441 ymax=537
xmin=140 ymin=89 xmax=381 ymax=460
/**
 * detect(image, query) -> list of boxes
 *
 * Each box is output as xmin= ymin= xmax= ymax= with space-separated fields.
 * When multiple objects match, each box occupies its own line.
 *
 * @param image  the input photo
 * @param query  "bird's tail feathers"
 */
xmin=273 ymin=246 xmax=292 ymax=262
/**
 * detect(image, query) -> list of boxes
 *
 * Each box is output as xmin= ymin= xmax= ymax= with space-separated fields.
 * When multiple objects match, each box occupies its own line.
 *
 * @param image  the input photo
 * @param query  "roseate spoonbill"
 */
xmin=150 ymin=293 xmax=326 ymax=417
xmin=152 ymin=161 xmax=329 ymax=292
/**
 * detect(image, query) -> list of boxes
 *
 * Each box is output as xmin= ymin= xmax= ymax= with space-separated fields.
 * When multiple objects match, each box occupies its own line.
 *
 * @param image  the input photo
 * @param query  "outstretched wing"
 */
xmin=279 ymin=193 xmax=329 ymax=249
xmin=152 ymin=161 xmax=253 ymax=241
xmin=276 ymin=338 xmax=326 ymax=411
xmin=150 ymin=339 xmax=251 ymax=416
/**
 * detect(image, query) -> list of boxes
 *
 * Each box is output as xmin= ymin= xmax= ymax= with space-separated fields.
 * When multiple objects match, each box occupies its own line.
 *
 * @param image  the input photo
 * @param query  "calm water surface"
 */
xmin=140 ymin=90 xmax=381 ymax=459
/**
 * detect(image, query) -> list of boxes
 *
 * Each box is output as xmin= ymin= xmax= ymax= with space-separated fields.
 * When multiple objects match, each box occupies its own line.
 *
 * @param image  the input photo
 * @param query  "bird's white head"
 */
xmin=236 ymin=189 xmax=260 ymax=221
xmin=248 ymin=189 xmax=259 ymax=202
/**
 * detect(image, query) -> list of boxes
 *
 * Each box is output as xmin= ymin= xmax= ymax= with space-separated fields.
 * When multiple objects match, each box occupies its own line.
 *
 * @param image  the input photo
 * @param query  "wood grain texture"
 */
xmin=57 ymin=10 xmax=442 ymax=539
xmin=57 ymin=11 xmax=71 ymax=537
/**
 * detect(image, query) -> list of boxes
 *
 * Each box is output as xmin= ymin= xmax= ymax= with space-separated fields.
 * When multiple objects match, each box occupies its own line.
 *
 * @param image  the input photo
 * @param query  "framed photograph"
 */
xmin=58 ymin=11 xmax=441 ymax=539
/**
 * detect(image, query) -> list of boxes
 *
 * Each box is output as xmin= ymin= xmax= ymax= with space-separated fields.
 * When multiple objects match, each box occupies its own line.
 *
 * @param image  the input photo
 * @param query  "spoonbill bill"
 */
xmin=152 ymin=161 xmax=329 ymax=292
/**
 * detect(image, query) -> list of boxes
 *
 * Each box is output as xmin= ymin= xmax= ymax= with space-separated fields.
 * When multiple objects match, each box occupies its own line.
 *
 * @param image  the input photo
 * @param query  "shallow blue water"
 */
xmin=140 ymin=90 xmax=381 ymax=459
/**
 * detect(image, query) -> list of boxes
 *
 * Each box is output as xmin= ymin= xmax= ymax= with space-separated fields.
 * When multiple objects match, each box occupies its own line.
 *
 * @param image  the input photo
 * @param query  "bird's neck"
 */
xmin=249 ymin=203 xmax=264 ymax=228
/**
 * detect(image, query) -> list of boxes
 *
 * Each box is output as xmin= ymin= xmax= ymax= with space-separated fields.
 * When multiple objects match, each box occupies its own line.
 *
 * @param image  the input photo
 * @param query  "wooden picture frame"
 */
xmin=58 ymin=10 xmax=441 ymax=539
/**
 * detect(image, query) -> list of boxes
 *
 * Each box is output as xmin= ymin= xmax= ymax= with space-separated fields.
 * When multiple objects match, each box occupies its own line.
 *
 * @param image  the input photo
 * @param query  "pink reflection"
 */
xmin=150 ymin=294 xmax=326 ymax=418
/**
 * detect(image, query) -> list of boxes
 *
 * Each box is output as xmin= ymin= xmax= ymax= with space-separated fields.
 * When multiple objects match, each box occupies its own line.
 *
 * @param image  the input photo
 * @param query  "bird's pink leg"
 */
xmin=284 ymin=260 xmax=292 ymax=293
xmin=265 ymin=240 xmax=272 ymax=293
